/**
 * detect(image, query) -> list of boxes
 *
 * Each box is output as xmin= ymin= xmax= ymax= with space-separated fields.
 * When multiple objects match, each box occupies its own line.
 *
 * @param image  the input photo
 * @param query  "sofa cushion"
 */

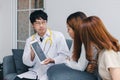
xmin=12 ymin=49 xmax=28 ymax=74
xmin=4 ymin=73 xmax=17 ymax=80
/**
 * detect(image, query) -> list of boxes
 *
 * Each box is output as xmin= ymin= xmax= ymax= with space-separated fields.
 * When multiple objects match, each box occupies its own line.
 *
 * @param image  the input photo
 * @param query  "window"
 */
xmin=17 ymin=0 xmax=44 ymax=49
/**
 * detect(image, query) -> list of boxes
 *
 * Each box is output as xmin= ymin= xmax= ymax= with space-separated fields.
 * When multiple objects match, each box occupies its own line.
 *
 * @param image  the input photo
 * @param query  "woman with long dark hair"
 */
xmin=47 ymin=12 xmax=97 ymax=80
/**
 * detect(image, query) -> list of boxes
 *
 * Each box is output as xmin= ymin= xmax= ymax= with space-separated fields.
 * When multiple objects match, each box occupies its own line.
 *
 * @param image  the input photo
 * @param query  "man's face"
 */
xmin=32 ymin=19 xmax=47 ymax=36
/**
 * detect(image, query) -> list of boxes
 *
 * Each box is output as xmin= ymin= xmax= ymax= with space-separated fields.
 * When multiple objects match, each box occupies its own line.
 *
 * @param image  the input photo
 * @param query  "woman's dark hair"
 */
xmin=67 ymin=11 xmax=87 ymax=61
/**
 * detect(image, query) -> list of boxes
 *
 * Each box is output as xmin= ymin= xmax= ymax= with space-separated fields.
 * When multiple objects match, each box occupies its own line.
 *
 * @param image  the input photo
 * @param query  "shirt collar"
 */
xmin=35 ymin=29 xmax=51 ymax=40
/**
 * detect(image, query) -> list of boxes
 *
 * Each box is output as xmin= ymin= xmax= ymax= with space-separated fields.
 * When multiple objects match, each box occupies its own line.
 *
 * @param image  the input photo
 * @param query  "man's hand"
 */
xmin=43 ymin=58 xmax=55 ymax=65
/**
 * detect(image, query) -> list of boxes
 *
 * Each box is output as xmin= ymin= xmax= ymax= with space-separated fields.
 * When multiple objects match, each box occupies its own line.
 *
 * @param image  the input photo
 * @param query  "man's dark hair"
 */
xmin=30 ymin=10 xmax=48 ymax=24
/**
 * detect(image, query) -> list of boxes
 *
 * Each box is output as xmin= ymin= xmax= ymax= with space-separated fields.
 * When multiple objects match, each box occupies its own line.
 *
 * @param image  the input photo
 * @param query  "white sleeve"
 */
xmin=65 ymin=52 xmax=88 ymax=71
xmin=65 ymin=44 xmax=88 ymax=71
xmin=53 ymin=32 xmax=70 ymax=64
xmin=22 ymin=38 xmax=36 ymax=66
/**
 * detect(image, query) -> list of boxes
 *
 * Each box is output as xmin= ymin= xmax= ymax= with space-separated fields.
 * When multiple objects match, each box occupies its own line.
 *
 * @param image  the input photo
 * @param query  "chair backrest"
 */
xmin=66 ymin=39 xmax=72 ymax=50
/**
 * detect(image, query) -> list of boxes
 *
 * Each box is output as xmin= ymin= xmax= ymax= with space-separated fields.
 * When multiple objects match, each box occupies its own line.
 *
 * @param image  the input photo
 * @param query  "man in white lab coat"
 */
xmin=14 ymin=10 xmax=69 ymax=80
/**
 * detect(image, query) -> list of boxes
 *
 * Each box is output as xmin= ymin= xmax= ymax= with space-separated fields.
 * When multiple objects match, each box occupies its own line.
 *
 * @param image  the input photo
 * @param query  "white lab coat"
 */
xmin=65 ymin=41 xmax=89 ymax=71
xmin=17 ymin=29 xmax=70 ymax=80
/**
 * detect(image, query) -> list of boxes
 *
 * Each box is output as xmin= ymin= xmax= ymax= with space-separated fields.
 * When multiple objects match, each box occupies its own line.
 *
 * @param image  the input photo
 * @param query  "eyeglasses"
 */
xmin=34 ymin=20 xmax=46 ymax=26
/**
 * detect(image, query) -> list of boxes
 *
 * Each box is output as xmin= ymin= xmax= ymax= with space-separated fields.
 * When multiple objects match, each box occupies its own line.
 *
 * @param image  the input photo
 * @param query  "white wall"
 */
xmin=45 ymin=0 xmax=120 ymax=40
xmin=0 ymin=0 xmax=120 ymax=62
xmin=0 ymin=0 xmax=13 ymax=62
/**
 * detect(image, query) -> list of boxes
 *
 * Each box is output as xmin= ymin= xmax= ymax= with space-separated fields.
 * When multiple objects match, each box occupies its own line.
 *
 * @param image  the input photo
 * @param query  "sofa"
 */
xmin=3 ymin=39 xmax=72 ymax=80
xmin=3 ymin=39 xmax=101 ymax=80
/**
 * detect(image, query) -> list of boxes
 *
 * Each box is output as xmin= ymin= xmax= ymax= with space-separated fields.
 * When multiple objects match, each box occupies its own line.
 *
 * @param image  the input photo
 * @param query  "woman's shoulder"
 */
xmin=102 ymin=49 xmax=120 ymax=59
